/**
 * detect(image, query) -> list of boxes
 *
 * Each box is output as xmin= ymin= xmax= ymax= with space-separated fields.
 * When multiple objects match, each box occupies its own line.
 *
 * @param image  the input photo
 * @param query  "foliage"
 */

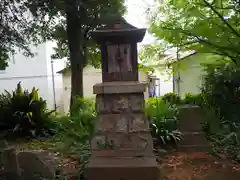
xmin=25 ymin=0 xmax=126 ymax=105
xmin=198 ymin=61 xmax=240 ymax=161
xmin=148 ymin=0 xmax=240 ymax=63
xmin=70 ymin=96 xmax=96 ymax=117
xmin=202 ymin=61 xmax=240 ymax=124
xmin=139 ymin=43 xmax=167 ymax=66
xmin=28 ymin=98 xmax=97 ymax=178
xmin=0 ymin=82 xmax=55 ymax=138
xmin=183 ymin=93 xmax=204 ymax=106
xmin=0 ymin=0 xmax=51 ymax=70
xmin=161 ymin=92 xmax=182 ymax=105
xmin=145 ymin=97 xmax=183 ymax=148
xmin=1 ymin=0 xmax=126 ymax=105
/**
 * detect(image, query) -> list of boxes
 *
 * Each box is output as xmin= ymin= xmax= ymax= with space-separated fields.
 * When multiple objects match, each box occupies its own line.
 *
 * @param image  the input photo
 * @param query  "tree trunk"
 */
xmin=66 ymin=3 xmax=84 ymax=112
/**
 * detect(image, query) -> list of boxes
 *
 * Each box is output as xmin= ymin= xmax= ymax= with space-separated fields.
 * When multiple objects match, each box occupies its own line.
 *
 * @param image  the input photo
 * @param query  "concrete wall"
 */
xmin=61 ymin=65 xmax=149 ymax=113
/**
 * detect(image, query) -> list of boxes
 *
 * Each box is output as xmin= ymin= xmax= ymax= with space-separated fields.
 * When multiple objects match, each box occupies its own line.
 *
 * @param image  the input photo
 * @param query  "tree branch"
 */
xmin=203 ymin=0 xmax=240 ymax=38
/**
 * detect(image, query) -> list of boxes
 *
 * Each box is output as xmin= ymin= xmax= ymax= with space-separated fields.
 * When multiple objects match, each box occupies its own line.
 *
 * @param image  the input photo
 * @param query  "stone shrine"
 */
xmin=84 ymin=17 xmax=159 ymax=180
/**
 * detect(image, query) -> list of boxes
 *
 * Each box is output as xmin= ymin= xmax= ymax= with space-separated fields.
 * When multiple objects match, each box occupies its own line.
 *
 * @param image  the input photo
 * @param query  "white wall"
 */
xmin=0 ymin=42 xmax=65 ymax=110
xmin=172 ymin=53 xmax=212 ymax=97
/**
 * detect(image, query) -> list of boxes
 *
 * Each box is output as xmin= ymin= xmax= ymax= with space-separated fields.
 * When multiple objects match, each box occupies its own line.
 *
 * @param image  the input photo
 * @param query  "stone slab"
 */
xmin=85 ymin=157 xmax=159 ymax=180
xmin=178 ymin=106 xmax=210 ymax=152
xmin=178 ymin=105 xmax=203 ymax=132
xmin=93 ymin=81 xmax=147 ymax=94
xmin=96 ymin=93 xmax=145 ymax=113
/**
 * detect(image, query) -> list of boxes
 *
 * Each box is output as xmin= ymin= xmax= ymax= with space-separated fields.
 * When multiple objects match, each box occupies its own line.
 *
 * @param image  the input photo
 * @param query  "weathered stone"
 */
xmin=116 ymin=115 xmax=128 ymax=133
xmin=157 ymin=148 xmax=167 ymax=157
xmin=129 ymin=94 xmax=145 ymax=112
xmin=129 ymin=114 xmax=149 ymax=132
xmin=96 ymin=115 xmax=116 ymax=133
xmin=93 ymin=82 xmax=147 ymax=94
xmin=17 ymin=151 xmax=55 ymax=180
xmin=106 ymin=134 xmax=122 ymax=148
xmin=178 ymin=105 xmax=210 ymax=152
xmin=118 ymin=133 xmax=149 ymax=150
xmin=112 ymin=95 xmax=129 ymax=113
xmin=2 ymin=148 xmax=22 ymax=180
xmin=85 ymin=17 xmax=158 ymax=180
xmin=91 ymin=135 xmax=106 ymax=149
xmin=96 ymin=95 xmax=112 ymax=113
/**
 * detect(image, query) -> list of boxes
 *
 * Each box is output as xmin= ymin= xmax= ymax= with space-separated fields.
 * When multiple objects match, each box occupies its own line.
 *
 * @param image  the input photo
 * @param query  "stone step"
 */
xmin=85 ymin=157 xmax=159 ymax=180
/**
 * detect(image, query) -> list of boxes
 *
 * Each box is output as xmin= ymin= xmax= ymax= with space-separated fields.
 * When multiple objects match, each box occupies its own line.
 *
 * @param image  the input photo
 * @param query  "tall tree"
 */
xmin=27 ymin=0 xmax=125 ymax=108
xmin=148 ymin=0 xmax=240 ymax=63
xmin=139 ymin=43 xmax=167 ymax=66
xmin=0 ymin=0 xmax=46 ymax=69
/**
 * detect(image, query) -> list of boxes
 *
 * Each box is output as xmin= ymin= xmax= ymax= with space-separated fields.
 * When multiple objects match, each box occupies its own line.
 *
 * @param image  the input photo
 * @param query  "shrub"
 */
xmin=0 ymin=82 xmax=55 ymax=138
xmin=161 ymin=92 xmax=182 ymax=105
xmin=70 ymin=96 xmax=96 ymax=116
xmin=202 ymin=62 xmax=240 ymax=124
xmin=201 ymin=61 xmax=240 ymax=162
xmin=183 ymin=93 xmax=204 ymax=106
xmin=145 ymin=97 xmax=183 ymax=149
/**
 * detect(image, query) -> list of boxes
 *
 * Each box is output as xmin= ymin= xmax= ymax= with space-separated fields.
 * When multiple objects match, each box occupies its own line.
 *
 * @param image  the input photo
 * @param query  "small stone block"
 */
xmin=96 ymin=115 xmax=116 ymax=133
xmin=112 ymin=95 xmax=130 ymax=113
xmin=96 ymin=95 xmax=112 ymax=113
xmin=106 ymin=134 xmax=122 ymax=148
xmin=129 ymin=114 xmax=149 ymax=132
xmin=116 ymin=115 xmax=128 ymax=133
xmin=17 ymin=151 xmax=55 ymax=180
xmin=2 ymin=148 xmax=22 ymax=180
xmin=118 ymin=133 xmax=149 ymax=150
xmin=91 ymin=135 xmax=106 ymax=149
xmin=129 ymin=94 xmax=145 ymax=112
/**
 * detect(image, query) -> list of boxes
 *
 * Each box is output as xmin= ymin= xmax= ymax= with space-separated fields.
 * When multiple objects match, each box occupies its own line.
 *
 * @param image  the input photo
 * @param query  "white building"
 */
xmin=0 ymin=42 xmax=65 ymax=110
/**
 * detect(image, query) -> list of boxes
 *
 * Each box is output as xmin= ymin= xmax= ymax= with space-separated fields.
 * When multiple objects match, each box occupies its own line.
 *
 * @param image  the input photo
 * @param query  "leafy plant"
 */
xmin=199 ymin=61 xmax=240 ymax=162
xmin=145 ymin=97 xmax=183 ymax=149
xmin=148 ymin=0 xmax=240 ymax=64
xmin=202 ymin=62 xmax=240 ymax=124
xmin=0 ymin=82 xmax=55 ymax=138
xmin=183 ymin=93 xmax=204 ymax=106
xmin=70 ymin=96 xmax=96 ymax=117
xmin=161 ymin=93 xmax=182 ymax=105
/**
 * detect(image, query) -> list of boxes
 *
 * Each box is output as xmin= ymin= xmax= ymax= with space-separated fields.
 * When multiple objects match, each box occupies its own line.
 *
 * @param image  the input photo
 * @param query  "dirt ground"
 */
xmin=159 ymin=152 xmax=240 ymax=180
xmin=58 ymin=152 xmax=240 ymax=180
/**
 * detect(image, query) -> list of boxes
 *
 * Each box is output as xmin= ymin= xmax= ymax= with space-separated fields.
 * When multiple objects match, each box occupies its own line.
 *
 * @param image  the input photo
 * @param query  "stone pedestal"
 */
xmin=85 ymin=82 xmax=159 ymax=180
xmin=178 ymin=105 xmax=210 ymax=152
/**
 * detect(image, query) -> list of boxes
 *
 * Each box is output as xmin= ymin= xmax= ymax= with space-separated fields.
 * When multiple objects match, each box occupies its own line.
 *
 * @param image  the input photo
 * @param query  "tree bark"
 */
xmin=66 ymin=2 xmax=84 ymax=111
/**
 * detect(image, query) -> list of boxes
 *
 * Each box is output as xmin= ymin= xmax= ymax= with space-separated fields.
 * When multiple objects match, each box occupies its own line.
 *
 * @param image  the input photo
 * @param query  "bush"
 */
xmin=201 ymin=61 xmax=240 ymax=162
xmin=183 ymin=93 xmax=204 ymax=106
xmin=161 ymin=92 xmax=182 ymax=105
xmin=145 ymin=97 xmax=183 ymax=149
xmin=202 ymin=62 xmax=240 ymax=124
xmin=0 ymin=82 xmax=55 ymax=138
xmin=70 ymin=96 xmax=96 ymax=116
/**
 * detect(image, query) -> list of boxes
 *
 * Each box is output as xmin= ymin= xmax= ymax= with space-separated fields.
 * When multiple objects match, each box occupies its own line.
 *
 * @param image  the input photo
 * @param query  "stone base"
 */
xmin=84 ymin=157 xmax=159 ymax=180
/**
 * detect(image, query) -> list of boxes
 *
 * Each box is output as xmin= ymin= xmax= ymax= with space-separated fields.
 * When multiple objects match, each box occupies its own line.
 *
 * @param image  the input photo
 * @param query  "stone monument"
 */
xmin=84 ymin=17 xmax=159 ymax=180
xmin=178 ymin=105 xmax=210 ymax=152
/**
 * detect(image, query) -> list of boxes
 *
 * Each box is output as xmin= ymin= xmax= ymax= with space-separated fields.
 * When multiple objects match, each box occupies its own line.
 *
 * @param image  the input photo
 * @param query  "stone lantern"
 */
xmin=85 ymin=17 xmax=158 ymax=180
